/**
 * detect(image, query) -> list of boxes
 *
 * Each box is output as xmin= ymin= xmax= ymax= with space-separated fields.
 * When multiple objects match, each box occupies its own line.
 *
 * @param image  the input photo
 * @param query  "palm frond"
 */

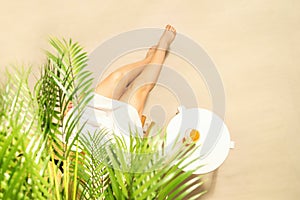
xmin=34 ymin=37 xmax=94 ymax=199
xmin=79 ymin=128 xmax=205 ymax=200
xmin=0 ymin=68 xmax=51 ymax=199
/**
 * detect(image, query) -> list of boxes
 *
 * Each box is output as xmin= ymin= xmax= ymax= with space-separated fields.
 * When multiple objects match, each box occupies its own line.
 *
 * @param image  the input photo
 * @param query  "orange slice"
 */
xmin=189 ymin=129 xmax=200 ymax=142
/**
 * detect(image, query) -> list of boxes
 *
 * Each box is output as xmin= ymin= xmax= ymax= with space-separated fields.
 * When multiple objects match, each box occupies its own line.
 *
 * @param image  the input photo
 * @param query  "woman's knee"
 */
xmin=132 ymin=84 xmax=154 ymax=102
xmin=109 ymin=70 xmax=125 ymax=83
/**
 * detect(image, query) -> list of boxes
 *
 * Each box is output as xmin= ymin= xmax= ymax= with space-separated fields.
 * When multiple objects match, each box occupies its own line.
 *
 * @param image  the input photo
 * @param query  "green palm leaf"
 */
xmin=35 ymin=37 xmax=94 ymax=199
xmin=79 ymin=128 xmax=205 ymax=200
xmin=0 ymin=68 xmax=51 ymax=199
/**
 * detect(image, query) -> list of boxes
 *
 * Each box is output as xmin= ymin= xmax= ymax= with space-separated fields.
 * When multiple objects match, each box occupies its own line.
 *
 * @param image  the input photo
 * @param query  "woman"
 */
xmin=73 ymin=25 xmax=177 ymax=139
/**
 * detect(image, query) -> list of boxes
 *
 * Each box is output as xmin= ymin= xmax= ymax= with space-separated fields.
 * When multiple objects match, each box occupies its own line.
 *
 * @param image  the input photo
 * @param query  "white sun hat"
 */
xmin=165 ymin=106 xmax=233 ymax=174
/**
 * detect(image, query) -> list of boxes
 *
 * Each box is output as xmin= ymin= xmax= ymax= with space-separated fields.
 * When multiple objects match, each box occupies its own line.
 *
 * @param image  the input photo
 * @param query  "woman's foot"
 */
xmin=158 ymin=24 xmax=176 ymax=50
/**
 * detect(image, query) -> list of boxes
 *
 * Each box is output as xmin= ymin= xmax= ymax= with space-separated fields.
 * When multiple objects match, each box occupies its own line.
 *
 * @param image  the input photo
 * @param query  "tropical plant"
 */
xmin=0 ymin=38 xmax=205 ymax=199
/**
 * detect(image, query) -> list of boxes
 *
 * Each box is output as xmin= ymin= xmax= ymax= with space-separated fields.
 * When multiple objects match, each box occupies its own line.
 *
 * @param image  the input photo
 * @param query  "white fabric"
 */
xmin=65 ymin=93 xmax=143 ymax=145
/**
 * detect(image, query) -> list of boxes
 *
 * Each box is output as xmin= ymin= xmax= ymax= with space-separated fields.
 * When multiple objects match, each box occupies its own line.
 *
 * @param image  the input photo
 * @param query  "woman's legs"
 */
xmin=119 ymin=25 xmax=176 ymax=118
xmin=95 ymin=46 xmax=157 ymax=99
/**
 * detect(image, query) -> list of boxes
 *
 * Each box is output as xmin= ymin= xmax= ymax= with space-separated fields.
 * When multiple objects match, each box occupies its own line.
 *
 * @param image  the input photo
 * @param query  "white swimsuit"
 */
xmin=64 ymin=93 xmax=143 ymax=145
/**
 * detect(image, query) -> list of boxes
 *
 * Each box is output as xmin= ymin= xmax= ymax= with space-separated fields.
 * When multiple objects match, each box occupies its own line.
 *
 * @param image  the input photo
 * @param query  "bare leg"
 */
xmin=119 ymin=25 xmax=176 ymax=118
xmin=95 ymin=46 xmax=156 ymax=99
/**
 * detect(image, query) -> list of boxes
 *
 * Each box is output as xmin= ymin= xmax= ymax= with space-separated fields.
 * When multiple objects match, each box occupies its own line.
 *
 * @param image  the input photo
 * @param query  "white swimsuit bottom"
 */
xmin=65 ymin=93 xmax=143 ymax=144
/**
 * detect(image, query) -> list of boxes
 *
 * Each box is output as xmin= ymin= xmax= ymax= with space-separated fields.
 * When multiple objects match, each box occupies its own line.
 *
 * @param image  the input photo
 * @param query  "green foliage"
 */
xmin=0 ymin=38 xmax=206 ymax=199
xmin=79 ymin=131 xmax=205 ymax=200
xmin=0 ymin=68 xmax=51 ymax=199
